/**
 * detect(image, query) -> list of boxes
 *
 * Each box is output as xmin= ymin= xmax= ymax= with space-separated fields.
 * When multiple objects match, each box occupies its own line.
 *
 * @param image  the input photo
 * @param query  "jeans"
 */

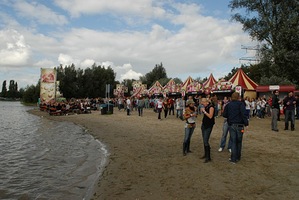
xmin=164 ymin=109 xmax=168 ymax=118
xmin=201 ymin=125 xmax=213 ymax=146
xmin=138 ymin=107 xmax=144 ymax=116
xmin=126 ymin=108 xmax=130 ymax=115
xmin=184 ymin=126 xmax=195 ymax=145
xmin=245 ymin=109 xmax=250 ymax=119
xmin=157 ymin=108 xmax=162 ymax=119
xmin=220 ymin=121 xmax=232 ymax=149
xmin=169 ymin=106 xmax=175 ymax=115
xmin=176 ymin=109 xmax=183 ymax=119
xmin=229 ymin=124 xmax=244 ymax=162
xmin=257 ymin=109 xmax=261 ymax=118
xmin=271 ymin=108 xmax=279 ymax=130
xmin=285 ymin=109 xmax=295 ymax=125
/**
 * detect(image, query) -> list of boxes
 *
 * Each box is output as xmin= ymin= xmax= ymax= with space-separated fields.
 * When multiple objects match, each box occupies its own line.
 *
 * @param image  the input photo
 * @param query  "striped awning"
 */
xmin=229 ymin=69 xmax=258 ymax=90
xmin=203 ymin=73 xmax=217 ymax=88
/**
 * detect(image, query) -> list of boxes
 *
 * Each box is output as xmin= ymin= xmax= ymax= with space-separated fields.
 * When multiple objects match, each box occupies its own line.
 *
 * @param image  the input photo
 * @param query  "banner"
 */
xmin=40 ymin=68 xmax=57 ymax=103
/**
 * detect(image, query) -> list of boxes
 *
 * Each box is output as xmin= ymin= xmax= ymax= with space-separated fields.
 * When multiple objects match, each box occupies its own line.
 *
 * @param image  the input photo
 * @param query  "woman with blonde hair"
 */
xmin=200 ymin=98 xmax=215 ymax=163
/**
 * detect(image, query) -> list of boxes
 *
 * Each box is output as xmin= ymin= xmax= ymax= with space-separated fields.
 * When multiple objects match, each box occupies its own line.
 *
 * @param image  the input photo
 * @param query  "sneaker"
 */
xmin=228 ymin=149 xmax=232 ymax=153
xmin=229 ymin=158 xmax=236 ymax=164
xmin=218 ymin=147 xmax=223 ymax=152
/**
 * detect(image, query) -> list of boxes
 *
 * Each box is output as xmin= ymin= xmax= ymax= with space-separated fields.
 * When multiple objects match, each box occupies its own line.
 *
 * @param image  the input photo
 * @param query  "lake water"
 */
xmin=0 ymin=101 xmax=108 ymax=200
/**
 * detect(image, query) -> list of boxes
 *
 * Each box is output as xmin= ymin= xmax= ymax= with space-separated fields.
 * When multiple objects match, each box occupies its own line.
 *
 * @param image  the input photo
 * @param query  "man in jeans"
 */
xmin=283 ymin=91 xmax=296 ymax=131
xmin=223 ymin=92 xmax=249 ymax=164
xmin=218 ymin=118 xmax=232 ymax=152
xmin=271 ymin=90 xmax=281 ymax=132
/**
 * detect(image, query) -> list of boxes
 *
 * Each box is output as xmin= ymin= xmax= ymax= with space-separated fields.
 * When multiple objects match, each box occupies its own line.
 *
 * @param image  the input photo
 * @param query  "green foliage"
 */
xmin=121 ymin=79 xmax=136 ymax=95
xmin=140 ymin=63 xmax=168 ymax=87
xmin=158 ymin=77 xmax=170 ymax=86
xmin=0 ymin=80 xmax=21 ymax=99
xmin=57 ymin=64 xmax=116 ymax=99
xmin=173 ymin=77 xmax=182 ymax=84
xmin=1 ymin=80 xmax=7 ymax=97
xmin=22 ymin=83 xmax=40 ymax=103
xmin=229 ymin=0 xmax=299 ymax=87
xmin=259 ymin=75 xmax=293 ymax=85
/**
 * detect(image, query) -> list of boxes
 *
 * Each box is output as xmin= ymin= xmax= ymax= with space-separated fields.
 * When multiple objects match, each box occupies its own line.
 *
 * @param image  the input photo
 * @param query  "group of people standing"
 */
xmin=271 ymin=90 xmax=297 ymax=132
xmin=181 ymin=90 xmax=298 ymax=165
xmin=120 ymin=90 xmax=297 ymax=165
xmin=182 ymin=92 xmax=249 ymax=164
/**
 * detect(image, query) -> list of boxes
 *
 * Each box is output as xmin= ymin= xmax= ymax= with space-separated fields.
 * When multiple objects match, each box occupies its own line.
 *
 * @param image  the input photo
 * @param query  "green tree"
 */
xmin=1 ymin=80 xmax=7 ymax=97
xmin=229 ymin=0 xmax=299 ymax=86
xmin=141 ymin=63 xmax=168 ymax=87
xmin=22 ymin=82 xmax=40 ymax=103
xmin=173 ymin=77 xmax=182 ymax=84
xmin=7 ymin=80 xmax=19 ymax=98
xmin=56 ymin=63 xmax=116 ymax=99
xmin=56 ymin=64 xmax=79 ymax=99
xmin=121 ymin=79 xmax=136 ymax=95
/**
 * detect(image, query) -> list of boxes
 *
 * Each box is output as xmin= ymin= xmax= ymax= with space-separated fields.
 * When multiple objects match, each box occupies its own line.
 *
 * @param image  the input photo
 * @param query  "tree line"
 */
xmin=1 ymin=0 xmax=298 ymax=103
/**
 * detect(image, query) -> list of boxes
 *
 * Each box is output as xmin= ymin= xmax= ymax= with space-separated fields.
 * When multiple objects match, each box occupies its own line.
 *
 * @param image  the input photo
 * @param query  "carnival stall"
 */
xmin=256 ymin=85 xmax=295 ymax=98
xmin=202 ymin=73 xmax=217 ymax=95
xmin=180 ymin=76 xmax=203 ymax=98
xmin=113 ymin=84 xmax=128 ymax=98
xmin=148 ymin=81 xmax=164 ymax=98
xmin=228 ymin=68 xmax=258 ymax=99
xmin=131 ymin=81 xmax=147 ymax=98
xmin=163 ymin=79 xmax=182 ymax=97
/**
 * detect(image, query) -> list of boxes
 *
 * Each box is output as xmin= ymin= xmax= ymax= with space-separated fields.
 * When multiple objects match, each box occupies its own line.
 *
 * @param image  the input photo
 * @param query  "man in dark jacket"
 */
xmin=223 ymin=92 xmax=249 ymax=164
xmin=283 ymin=91 xmax=296 ymax=131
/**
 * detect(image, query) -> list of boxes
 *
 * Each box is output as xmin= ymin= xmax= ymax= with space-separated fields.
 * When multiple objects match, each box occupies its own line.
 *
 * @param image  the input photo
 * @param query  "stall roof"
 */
xmin=256 ymin=85 xmax=296 ymax=92
xmin=229 ymin=68 xmax=258 ymax=90
xmin=203 ymin=73 xmax=217 ymax=88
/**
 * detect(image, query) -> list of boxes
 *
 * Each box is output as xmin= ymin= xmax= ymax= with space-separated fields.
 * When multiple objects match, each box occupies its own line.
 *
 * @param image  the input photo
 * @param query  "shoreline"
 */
xmin=29 ymin=108 xmax=299 ymax=200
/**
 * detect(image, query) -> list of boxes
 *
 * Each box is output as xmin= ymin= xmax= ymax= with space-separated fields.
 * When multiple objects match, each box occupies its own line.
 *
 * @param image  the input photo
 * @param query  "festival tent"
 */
xmin=211 ymin=78 xmax=234 ymax=96
xmin=229 ymin=68 xmax=259 ymax=98
xmin=180 ymin=76 xmax=203 ymax=96
xmin=203 ymin=73 xmax=217 ymax=88
xmin=147 ymin=81 xmax=163 ymax=97
xmin=202 ymin=73 xmax=217 ymax=94
xmin=180 ymin=76 xmax=194 ymax=96
xmin=163 ymin=79 xmax=181 ymax=96
xmin=131 ymin=84 xmax=147 ymax=98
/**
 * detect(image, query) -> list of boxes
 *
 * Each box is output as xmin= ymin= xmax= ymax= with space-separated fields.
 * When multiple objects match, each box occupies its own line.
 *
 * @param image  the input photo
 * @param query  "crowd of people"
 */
xmin=39 ymin=91 xmax=298 ymax=164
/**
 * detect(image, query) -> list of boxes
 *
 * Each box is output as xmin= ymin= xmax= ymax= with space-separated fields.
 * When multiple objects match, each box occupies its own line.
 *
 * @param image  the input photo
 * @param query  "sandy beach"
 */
xmin=29 ymin=108 xmax=299 ymax=200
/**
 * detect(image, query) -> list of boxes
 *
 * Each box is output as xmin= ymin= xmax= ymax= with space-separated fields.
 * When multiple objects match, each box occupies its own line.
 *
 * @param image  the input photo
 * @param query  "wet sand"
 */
xmin=29 ymin=108 xmax=299 ymax=200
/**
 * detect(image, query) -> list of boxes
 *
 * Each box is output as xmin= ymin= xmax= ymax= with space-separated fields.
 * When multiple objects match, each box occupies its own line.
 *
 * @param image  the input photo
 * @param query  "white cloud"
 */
xmin=34 ymin=59 xmax=55 ymax=68
xmin=13 ymin=1 xmax=68 ymax=25
xmin=81 ymin=59 xmax=96 ymax=68
xmin=0 ymin=1 xmax=256 ymax=89
xmin=58 ymin=53 xmax=80 ymax=66
xmin=54 ymin=0 xmax=166 ymax=19
xmin=0 ymin=29 xmax=30 ymax=66
xmin=114 ymin=63 xmax=142 ymax=81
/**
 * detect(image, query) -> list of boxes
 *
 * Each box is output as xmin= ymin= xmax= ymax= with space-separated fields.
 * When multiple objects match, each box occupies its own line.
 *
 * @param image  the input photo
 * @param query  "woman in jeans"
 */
xmin=182 ymin=100 xmax=197 ymax=156
xmin=200 ymin=98 xmax=215 ymax=163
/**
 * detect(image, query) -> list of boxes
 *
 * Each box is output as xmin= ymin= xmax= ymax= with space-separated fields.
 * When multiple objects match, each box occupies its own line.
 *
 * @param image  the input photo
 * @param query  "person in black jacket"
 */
xmin=200 ymin=98 xmax=215 ymax=163
xmin=223 ymin=92 xmax=249 ymax=164
xmin=283 ymin=91 xmax=296 ymax=131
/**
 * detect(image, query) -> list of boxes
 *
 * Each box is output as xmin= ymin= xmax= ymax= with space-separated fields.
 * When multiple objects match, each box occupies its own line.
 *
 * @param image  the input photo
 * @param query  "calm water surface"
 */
xmin=0 ymin=101 xmax=108 ymax=200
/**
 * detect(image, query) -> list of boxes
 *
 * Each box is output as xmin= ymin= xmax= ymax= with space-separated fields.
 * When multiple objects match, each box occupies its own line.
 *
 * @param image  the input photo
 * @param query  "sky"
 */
xmin=0 ymin=0 xmax=257 ymax=89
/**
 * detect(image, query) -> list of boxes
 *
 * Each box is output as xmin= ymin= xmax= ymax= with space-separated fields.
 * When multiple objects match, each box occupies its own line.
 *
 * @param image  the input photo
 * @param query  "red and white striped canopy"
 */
xmin=203 ymin=73 xmax=217 ymax=88
xmin=148 ymin=81 xmax=163 ymax=94
xmin=229 ymin=68 xmax=258 ymax=90
xmin=181 ymin=76 xmax=194 ymax=91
